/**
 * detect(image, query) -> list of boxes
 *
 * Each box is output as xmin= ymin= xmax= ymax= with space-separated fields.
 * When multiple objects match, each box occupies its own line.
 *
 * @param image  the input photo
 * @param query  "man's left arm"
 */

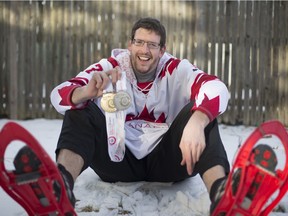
xmin=179 ymin=63 xmax=229 ymax=175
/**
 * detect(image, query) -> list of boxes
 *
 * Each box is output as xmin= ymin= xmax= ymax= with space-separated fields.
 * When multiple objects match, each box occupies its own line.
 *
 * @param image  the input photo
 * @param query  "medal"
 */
xmin=101 ymin=71 xmax=130 ymax=162
xmin=114 ymin=91 xmax=131 ymax=111
xmin=100 ymin=93 xmax=117 ymax=113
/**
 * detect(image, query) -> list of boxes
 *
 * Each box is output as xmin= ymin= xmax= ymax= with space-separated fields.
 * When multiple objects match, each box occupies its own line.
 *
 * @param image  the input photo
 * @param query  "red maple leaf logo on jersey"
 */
xmin=196 ymin=94 xmax=221 ymax=120
xmin=126 ymin=106 xmax=166 ymax=123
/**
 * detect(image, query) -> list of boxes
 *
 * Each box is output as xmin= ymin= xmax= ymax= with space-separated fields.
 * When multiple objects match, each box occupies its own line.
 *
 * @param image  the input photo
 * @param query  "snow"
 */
xmin=0 ymin=118 xmax=287 ymax=216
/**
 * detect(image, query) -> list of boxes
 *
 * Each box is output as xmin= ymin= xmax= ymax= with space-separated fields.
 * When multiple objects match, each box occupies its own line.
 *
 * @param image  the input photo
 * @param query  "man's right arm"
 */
xmin=71 ymin=67 xmax=121 ymax=105
xmin=50 ymin=61 xmax=121 ymax=115
xmin=50 ymin=60 xmax=106 ymax=115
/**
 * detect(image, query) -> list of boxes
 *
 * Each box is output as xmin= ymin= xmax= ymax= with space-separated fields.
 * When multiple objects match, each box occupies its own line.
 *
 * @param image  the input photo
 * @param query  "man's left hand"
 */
xmin=179 ymin=110 xmax=210 ymax=175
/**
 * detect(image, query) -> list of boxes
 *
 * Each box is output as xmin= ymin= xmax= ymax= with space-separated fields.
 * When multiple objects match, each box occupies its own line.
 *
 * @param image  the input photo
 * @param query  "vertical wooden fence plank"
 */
xmin=86 ymin=1 xmax=95 ymax=65
xmin=18 ymin=2 xmax=27 ymax=119
xmin=207 ymin=1 xmax=216 ymax=76
xmin=284 ymin=2 xmax=288 ymax=126
xmin=0 ymin=2 xmax=4 ymax=116
xmin=99 ymin=0 xmax=105 ymax=57
xmin=161 ymin=0 xmax=170 ymax=48
xmin=278 ymin=1 xmax=287 ymax=125
xmin=194 ymin=1 xmax=208 ymax=70
xmin=126 ymin=0 xmax=137 ymax=29
xmin=257 ymin=2 xmax=268 ymax=125
xmin=185 ymin=1 xmax=194 ymax=62
xmin=174 ymin=1 xmax=184 ymax=59
xmin=82 ymin=1 xmax=88 ymax=67
xmin=219 ymin=0 xmax=230 ymax=116
xmin=153 ymin=0 xmax=162 ymax=21
xmin=181 ymin=1 xmax=189 ymax=60
xmin=8 ymin=1 xmax=19 ymax=119
xmin=249 ymin=1 xmax=259 ymax=125
xmin=25 ymin=2 xmax=31 ymax=118
xmin=229 ymin=1 xmax=239 ymax=124
xmin=269 ymin=1 xmax=278 ymax=122
xmin=236 ymin=1 xmax=245 ymax=124
xmin=27 ymin=2 xmax=34 ymax=118
xmin=223 ymin=2 xmax=230 ymax=88
xmin=167 ymin=1 xmax=176 ymax=57
xmin=79 ymin=1 xmax=86 ymax=70
xmin=216 ymin=1 xmax=224 ymax=80
xmin=116 ymin=1 xmax=127 ymax=49
xmin=44 ymin=1 xmax=56 ymax=118
xmin=221 ymin=1 xmax=232 ymax=124
xmin=243 ymin=1 xmax=253 ymax=125
xmin=0 ymin=2 xmax=9 ymax=118
xmin=32 ymin=1 xmax=39 ymax=118
xmin=263 ymin=1 xmax=274 ymax=122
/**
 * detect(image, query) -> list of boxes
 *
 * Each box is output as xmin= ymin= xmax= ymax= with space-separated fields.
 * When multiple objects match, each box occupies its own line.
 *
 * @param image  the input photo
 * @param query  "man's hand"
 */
xmin=179 ymin=110 xmax=210 ymax=175
xmin=71 ymin=67 xmax=122 ymax=105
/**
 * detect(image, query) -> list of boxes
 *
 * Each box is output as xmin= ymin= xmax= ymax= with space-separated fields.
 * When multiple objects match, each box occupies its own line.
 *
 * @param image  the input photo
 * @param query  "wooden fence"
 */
xmin=0 ymin=0 xmax=287 ymax=126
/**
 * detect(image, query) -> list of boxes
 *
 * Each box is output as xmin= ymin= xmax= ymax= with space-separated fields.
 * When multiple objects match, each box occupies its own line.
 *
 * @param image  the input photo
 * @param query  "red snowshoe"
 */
xmin=0 ymin=122 xmax=77 ymax=216
xmin=211 ymin=120 xmax=288 ymax=216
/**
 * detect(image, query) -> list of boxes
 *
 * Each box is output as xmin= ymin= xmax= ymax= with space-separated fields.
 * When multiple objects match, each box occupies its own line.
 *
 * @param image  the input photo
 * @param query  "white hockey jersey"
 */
xmin=50 ymin=49 xmax=229 ymax=159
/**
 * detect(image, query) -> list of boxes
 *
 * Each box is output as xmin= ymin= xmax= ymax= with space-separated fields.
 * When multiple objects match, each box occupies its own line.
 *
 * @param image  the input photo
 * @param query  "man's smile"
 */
xmin=138 ymin=55 xmax=151 ymax=62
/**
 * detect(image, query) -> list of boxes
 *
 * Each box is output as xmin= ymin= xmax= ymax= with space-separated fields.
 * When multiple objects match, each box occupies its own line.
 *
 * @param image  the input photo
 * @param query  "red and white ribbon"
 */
xmin=103 ymin=72 xmax=129 ymax=162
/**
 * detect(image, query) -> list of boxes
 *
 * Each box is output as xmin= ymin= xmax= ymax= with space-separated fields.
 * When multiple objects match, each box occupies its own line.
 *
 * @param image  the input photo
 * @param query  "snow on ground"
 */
xmin=0 ymin=119 xmax=287 ymax=216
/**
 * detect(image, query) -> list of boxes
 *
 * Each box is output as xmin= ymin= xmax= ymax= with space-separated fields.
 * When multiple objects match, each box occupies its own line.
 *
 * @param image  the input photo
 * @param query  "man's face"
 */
xmin=128 ymin=28 xmax=166 ymax=75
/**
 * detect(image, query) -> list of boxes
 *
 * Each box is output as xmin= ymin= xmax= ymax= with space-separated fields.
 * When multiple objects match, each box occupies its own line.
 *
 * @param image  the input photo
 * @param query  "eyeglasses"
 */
xmin=132 ymin=39 xmax=161 ymax=49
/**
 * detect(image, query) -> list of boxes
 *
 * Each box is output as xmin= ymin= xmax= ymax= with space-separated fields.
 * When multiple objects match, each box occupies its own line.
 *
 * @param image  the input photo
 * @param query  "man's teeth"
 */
xmin=139 ymin=56 xmax=150 ymax=61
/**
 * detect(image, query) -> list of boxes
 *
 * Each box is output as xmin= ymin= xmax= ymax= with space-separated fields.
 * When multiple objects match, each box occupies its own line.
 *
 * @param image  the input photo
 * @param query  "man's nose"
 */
xmin=140 ymin=42 xmax=150 ymax=52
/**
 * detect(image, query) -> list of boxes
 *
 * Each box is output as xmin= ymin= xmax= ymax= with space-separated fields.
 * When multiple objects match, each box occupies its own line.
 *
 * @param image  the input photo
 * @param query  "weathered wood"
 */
xmin=0 ymin=2 xmax=9 ymax=118
xmin=0 ymin=1 xmax=287 ymax=126
xmin=8 ymin=1 xmax=19 ymax=119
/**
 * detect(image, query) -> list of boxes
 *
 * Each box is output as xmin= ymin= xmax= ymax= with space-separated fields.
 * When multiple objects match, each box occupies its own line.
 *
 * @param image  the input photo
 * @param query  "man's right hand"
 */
xmin=71 ymin=66 xmax=122 ymax=105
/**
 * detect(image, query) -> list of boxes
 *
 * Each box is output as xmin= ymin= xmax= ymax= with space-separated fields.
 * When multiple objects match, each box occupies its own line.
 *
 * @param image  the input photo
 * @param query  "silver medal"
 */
xmin=114 ymin=91 xmax=131 ymax=111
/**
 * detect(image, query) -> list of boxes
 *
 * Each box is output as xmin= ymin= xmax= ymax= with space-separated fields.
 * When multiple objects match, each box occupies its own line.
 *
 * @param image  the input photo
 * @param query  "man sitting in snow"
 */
xmin=50 ymin=17 xmax=230 ymax=212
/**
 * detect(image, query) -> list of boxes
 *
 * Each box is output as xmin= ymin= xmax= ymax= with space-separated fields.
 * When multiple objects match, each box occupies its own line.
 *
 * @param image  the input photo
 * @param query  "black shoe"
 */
xmin=13 ymin=145 xmax=41 ymax=175
xmin=57 ymin=163 xmax=76 ymax=207
xmin=209 ymin=176 xmax=227 ymax=215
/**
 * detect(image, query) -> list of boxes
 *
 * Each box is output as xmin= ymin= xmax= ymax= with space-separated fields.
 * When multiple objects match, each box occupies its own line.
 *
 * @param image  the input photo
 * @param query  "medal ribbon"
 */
xmin=103 ymin=72 xmax=128 ymax=162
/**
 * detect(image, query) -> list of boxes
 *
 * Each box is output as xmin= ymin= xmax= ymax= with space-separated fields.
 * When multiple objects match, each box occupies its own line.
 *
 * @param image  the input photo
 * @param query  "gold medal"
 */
xmin=100 ymin=93 xmax=117 ymax=112
xmin=114 ymin=91 xmax=131 ymax=111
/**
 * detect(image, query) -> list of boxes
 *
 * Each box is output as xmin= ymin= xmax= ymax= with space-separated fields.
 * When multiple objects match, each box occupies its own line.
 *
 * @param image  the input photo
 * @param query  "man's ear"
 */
xmin=128 ymin=40 xmax=132 ymax=51
xmin=160 ymin=45 xmax=166 ymax=56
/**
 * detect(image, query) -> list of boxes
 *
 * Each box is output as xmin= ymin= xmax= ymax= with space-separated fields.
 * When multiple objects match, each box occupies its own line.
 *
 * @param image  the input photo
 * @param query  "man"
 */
xmin=50 ymin=17 xmax=230 ymax=212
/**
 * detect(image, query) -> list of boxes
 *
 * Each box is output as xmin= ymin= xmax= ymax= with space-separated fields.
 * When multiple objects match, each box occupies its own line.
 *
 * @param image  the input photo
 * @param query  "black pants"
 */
xmin=56 ymin=102 xmax=230 ymax=182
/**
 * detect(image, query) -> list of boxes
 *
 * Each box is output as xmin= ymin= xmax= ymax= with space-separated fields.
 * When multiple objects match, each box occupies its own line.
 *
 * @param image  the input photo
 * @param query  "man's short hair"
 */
xmin=130 ymin=17 xmax=166 ymax=48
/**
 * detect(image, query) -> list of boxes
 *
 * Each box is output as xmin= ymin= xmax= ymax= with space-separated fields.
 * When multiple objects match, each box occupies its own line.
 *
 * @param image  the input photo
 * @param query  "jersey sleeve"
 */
xmin=50 ymin=59 xmax=112 ymax=115
xmin=189 ymin=66 xmax=229 ymax=121
xmin=173 ymin=59 xmax=229 ymax=121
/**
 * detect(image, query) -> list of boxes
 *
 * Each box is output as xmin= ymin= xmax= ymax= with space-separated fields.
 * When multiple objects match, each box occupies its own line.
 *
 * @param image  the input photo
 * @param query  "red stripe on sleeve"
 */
xmin=58 ymin=85 xmax=79 ymax=107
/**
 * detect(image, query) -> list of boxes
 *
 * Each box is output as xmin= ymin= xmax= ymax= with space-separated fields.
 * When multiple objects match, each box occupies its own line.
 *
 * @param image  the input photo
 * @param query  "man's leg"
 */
xmin=146 ymin=102 xmax=230 ymax=186
xmin=55 ymin=102 xmax=107 ymax=180
xmin=56 ymin=102 xmax=147 ymax=183
xmin=202 ymin=165 xmax=226 ymax=194
xmin=57 ymin=149 xmax=84 ymax=181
